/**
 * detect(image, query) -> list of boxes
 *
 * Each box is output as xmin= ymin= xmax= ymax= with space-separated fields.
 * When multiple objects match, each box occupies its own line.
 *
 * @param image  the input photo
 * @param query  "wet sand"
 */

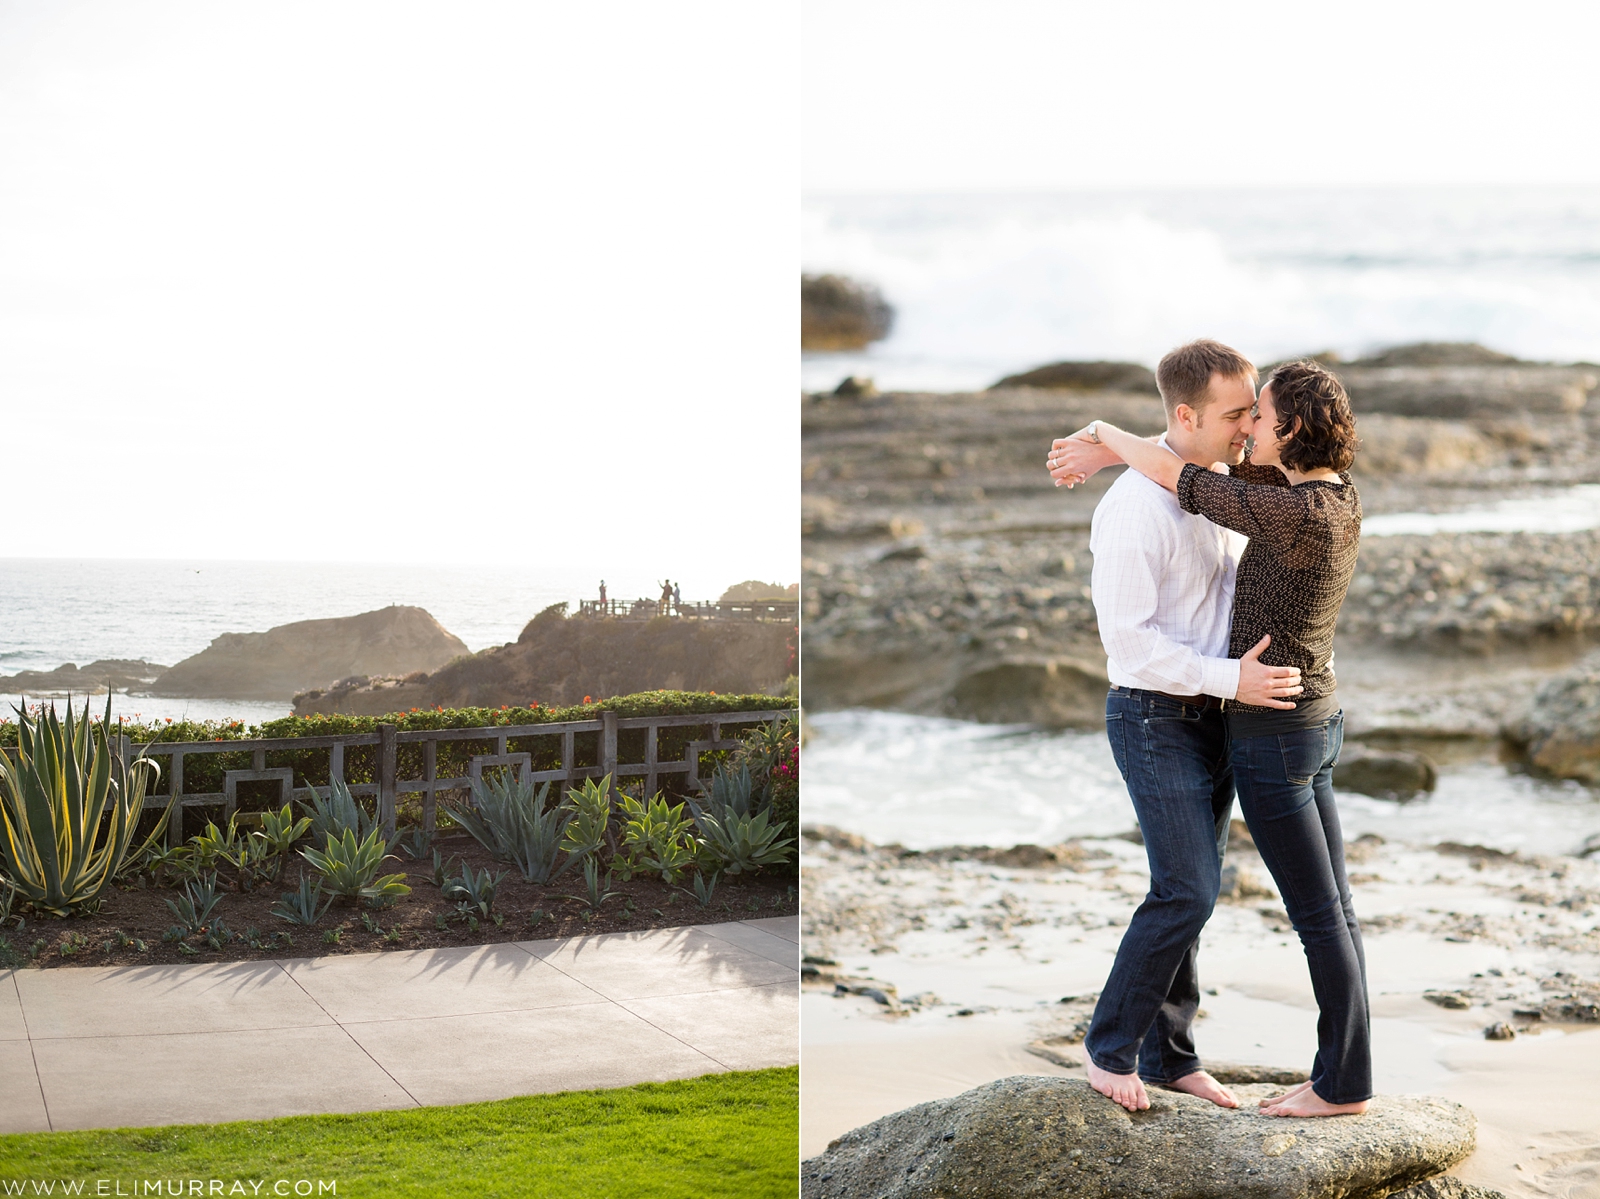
xmin=801 ymin=831 xmax=1600 ymax=1197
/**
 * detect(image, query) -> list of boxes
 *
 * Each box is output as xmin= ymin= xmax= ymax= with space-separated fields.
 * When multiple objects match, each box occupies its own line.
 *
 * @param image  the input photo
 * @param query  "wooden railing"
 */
xmin=574 ymin=598 xmax=798 ymax=622
xmin=131 ymin=708 xmax=795 ymax=845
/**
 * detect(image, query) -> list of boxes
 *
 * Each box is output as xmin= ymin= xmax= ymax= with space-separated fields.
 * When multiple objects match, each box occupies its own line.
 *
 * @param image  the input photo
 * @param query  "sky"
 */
xmin=0 ymin=2 xmax=797 ymax=594
xmin=804 ymin=0 xmax=1600 ymax=192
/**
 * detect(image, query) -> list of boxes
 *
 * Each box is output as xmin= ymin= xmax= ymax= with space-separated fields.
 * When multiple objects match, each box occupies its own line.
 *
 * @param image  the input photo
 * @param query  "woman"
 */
xmin=1047 ymin=360 xmax=1367 ymax=1117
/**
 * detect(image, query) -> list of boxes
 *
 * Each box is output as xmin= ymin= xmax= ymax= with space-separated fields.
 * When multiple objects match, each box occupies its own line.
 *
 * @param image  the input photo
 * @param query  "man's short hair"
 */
xmin=1263 ymin=360 xmax=1360 ymax=473
xmin=1155 ymin=339 xmax=1258 ymax=420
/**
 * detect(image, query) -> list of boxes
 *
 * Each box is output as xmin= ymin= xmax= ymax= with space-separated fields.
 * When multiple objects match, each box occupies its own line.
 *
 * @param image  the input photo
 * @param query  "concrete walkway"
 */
xmin=1 ymin=917 xmax=797 ymax=1133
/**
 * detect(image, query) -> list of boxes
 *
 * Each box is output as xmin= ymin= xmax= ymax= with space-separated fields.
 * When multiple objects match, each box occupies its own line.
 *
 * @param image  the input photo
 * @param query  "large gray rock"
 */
xmin=1388 ymin=1179 xmax=1507 ymax=1199
xmin=0 ymin=659 xmax=166 ymax=696
xmin=1334 ymin=746 xmax=1439 ymax=800
xmin=990 ymin=361 xmax=1159 ymax=394
xmin=1351 ymin=414 xmax=1491 ymax=476
xmin=1335 ymin=365 xmax=1594 ymax=418
xmin=945 ymin=659 xmax=1107 ymax=727
xmin=803 ymin=274 xmax=894 ymax=351
xmin=1508 ymin=652 xmax=1600 ymax=783
xmin=152 ymin=605 xmax=468 ymax=701
xmin=802 ymin=1075 xmax=1475 ymax=1199
xmin=1344 ymin=342 xmax=1522 ymax=369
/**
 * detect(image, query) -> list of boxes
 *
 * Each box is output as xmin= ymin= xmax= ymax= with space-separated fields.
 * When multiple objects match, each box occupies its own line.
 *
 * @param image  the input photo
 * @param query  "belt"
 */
xmin=1158 ymin=691 xmax=1225 ymax=710
xmin=1112 ymin=684 xmax=1225 ymax=710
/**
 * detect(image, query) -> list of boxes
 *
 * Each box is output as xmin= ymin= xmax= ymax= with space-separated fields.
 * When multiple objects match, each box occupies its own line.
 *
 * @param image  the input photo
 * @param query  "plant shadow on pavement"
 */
xmin=0 ymin=1068 xmax=799 ymax=1199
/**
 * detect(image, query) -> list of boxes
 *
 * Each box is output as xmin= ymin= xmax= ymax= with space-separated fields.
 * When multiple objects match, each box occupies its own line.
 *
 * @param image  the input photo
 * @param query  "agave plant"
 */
xmin=694 ymin=808 xmax=794 ymax=875
xmin=394 ymin=825 xmax=432 ymax=860
xmin=618 ymin=793 xmax=698 ymax=885
xmin=690 ymin=762 xmax=758 ymax=826
xmin=192 ymin=816 xmax=272 ymax=891
xmin=445 ymin=773 xmax=573 ymax=884
xmin=253 ymin=803 xmax=312 ymax=878
xmin=558 ymin=775 xmax=613 ymax=861
xmin=300 ymin=826 xmax=411 ymax=905
xmin=443 ymin=862 xmax=507 ymax=921
xmin=139 ymin=841 xmax=197 ymax=887
xmin=299 ymin=778 xmax=376 ymax=849
xmin=683 ymin=868 xmax=719 ymax=909
xmin=165 ymin=872 xmax=225 ymax=937
xmin=271 ymin=871 xmax=334 ymax=926
xmin=0 ymin=696 xmax=173 ymax=916
xmin=561 ymin=856 xmax=619 ymax=913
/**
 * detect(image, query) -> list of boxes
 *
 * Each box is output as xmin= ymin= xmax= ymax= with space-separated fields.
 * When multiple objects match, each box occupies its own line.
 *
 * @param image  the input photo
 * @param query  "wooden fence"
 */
xmin=131 ymin=708 xmax=796 ymax=846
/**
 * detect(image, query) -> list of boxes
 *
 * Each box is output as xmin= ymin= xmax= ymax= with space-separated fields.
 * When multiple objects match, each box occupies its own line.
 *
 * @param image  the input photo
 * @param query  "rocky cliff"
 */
xmin=150 ymin=605 xmax=468 ymax=701
xmin=293 ymin=607 xmax=795 ymax=716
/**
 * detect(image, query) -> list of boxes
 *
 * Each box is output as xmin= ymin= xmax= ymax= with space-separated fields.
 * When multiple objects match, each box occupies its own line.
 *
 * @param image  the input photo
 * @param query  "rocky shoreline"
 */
xmin=801 ymin=349 xmax=1600 ymax=775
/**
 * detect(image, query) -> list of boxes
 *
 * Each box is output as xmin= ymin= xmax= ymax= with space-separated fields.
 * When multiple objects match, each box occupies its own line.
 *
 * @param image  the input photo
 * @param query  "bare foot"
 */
xmin=1164 ymin=1071 xmax=1239 ymax=1109
xmin=1086 ymin=1059 xmax=1149 ymax=1112
xmin=1258 ymin=1079 xmax=1314 ymax=1109
xmin=1261 ymin=1089 xmax=1369 ymax=1118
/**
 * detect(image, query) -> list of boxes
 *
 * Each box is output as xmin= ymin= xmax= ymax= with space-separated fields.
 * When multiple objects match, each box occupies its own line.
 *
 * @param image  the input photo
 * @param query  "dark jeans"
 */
xmin=1085 ymin=687 xmax=1233 ymax=1083
xmin=1232 ymin=711 xmax=1372 ymax=1104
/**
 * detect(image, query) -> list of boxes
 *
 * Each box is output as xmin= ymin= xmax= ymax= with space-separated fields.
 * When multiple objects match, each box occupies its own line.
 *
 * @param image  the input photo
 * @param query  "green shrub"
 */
xmin=0 ymin=692 xmax=794 ymax=810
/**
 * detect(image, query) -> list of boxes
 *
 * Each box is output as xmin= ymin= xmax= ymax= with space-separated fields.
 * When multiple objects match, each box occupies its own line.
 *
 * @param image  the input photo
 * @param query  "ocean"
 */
xmin=803 ymin=709 xmax=1600 ymax=860
xmin=0 ymin=559 xmax=665 ymax=723
xmin=802 ymin=187 xmax=1600 ymax=393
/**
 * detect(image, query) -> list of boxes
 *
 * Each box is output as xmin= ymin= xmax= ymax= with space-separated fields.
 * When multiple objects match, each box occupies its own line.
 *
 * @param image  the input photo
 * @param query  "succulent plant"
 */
xmin=0 ymin=695 xmax=173 ymax=916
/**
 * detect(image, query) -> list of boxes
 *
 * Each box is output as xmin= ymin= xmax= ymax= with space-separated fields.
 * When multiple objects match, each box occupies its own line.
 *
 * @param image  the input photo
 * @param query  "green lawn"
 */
xmin=0 ymin=1067 xmax=797 ymax=1198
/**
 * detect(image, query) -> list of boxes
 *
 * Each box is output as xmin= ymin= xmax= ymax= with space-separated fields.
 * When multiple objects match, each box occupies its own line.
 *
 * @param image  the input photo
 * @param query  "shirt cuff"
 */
xmin=1198 ymin=655 xmax=1241 ymax=701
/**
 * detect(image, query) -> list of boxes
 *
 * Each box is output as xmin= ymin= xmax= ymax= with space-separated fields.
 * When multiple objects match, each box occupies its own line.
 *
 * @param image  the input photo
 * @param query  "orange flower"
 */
xmin=583 ymin=696 xmax=592 ymax=704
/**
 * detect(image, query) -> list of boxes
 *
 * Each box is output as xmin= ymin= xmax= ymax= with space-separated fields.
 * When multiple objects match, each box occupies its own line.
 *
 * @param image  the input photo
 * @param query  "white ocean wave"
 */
xmin=802 ymin=189 xmax=1600 ymax=393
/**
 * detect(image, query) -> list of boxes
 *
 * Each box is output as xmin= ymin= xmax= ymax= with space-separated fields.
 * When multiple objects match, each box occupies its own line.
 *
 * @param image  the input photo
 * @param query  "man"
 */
xmin=1046 ymin=339 xmax=1303 ymax=1113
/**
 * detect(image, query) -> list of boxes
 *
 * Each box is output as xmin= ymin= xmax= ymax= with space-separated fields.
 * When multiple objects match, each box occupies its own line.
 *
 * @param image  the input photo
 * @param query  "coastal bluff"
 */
xmin=802 ymin=1075 xmax=1483 ymax=1199
xmin=293 ymin=605 xmax=794 ymax=715
xmin=150 ymin=605 xmax=468 ymax=701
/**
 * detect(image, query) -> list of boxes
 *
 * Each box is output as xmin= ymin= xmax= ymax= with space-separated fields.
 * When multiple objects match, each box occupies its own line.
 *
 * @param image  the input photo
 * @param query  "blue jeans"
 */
xmin=1232 ymin=711 xmax=1372 ymax=1104
xmin=1084 ymin=687 xmax=1233 ymax=1083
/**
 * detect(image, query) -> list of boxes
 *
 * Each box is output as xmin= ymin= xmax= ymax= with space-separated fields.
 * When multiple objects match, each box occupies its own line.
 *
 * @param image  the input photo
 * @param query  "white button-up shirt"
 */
xmin=1088 ymin=442 xmax=1245 ymax=699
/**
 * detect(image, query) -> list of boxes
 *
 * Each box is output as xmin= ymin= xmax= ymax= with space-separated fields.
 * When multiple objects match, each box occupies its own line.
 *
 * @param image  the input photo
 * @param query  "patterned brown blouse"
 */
xmin=1175 ymin=460 xmax=1362 ymax=719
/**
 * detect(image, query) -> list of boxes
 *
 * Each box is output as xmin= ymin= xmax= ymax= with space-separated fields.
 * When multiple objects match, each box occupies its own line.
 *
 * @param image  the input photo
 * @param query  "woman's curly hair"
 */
xmin=1264 ymin=360 xmax=1360 ymax=473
